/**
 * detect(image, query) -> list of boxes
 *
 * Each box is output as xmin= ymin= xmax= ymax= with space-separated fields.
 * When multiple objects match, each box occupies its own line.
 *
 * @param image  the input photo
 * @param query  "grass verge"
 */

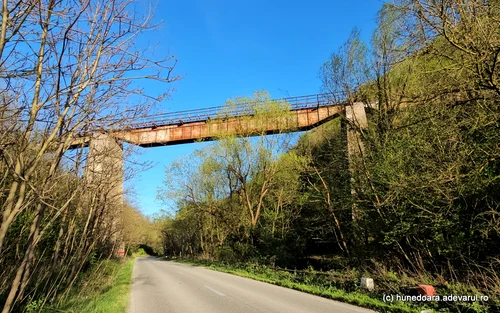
xmin=171 ymin=258 xmax=428 ymax=313
xmin=45 ymin=257 xmax=135 ymax=313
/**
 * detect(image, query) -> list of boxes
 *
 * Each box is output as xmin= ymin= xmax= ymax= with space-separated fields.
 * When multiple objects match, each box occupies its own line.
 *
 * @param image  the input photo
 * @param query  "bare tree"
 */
xmin=319 ymin=28 xmax=372 ymax=104
xmin=394 ymin=0 xmax=500 ymax=97
xmin=0 ymin=0 xmax=178 ymax=311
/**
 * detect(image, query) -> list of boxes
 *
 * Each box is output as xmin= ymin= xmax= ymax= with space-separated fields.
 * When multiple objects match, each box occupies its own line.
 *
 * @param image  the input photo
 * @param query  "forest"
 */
xmin=156 ymin=1 xmax=500 ymax=312
xmin=0 ymin=0 xmax=172 ymax=312
xmin=0 ymin=0 xmax=499 ymax=312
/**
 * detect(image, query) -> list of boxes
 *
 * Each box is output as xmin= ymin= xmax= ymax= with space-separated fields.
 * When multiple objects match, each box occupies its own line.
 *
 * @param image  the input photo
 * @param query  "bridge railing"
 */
xmin=124 ymin=93 xmax=343 ymax=130
xmin=75 ymin=93 xmax=344 ymax=135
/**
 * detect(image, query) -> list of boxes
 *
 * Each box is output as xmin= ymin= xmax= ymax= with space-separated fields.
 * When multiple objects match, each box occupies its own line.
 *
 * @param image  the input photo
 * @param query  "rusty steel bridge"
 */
xmin=70 ymin=93 xmax=346 ymax=148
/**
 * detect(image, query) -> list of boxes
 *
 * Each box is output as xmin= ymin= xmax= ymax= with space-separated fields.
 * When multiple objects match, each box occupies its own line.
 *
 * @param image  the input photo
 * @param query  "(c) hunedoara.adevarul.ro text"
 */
xmin=382 ymin=294 xmax=489 ymax=302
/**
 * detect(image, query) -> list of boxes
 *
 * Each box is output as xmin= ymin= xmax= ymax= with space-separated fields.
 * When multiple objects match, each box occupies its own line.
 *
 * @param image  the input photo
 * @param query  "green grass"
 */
xmin=172 ymin=259 xmax=426 ymax=313
xmin=45 ymin=258 xmax=135 ymax=313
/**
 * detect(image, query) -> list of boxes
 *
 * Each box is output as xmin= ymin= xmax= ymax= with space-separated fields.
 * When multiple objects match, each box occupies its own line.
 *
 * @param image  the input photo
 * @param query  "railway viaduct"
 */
xmin=71 ymin=93 xmax=369 ymax=253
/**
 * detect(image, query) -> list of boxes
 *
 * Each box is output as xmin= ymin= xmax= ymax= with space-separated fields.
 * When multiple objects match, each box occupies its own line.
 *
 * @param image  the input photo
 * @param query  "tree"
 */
xmin=262 ymin=152 xmax=308 ymax=240
xmin=396 ymin=0 xmax=500 ymax=97
xmin=319 ymin=28 xmax=372 ymax=103
xmin=210 ymin=91 xmax=298 ymax=228
xmin=0 ymin=0 xmax=178 ymax=311
xmin=158 ymin=91 xmax=308 ymax=259
xmin=317 ymin=1 xmax=499 ymax=278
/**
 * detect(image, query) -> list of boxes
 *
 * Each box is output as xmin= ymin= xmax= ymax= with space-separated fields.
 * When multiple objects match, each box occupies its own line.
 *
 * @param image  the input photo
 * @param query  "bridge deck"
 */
xmin=69 ymin=93 xmax=344 ymax=148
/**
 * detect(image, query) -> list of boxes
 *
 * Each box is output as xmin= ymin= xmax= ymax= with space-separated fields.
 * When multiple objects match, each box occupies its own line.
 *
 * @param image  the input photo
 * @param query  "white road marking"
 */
xmin=204 ymin=285 xmax=226 ymax=296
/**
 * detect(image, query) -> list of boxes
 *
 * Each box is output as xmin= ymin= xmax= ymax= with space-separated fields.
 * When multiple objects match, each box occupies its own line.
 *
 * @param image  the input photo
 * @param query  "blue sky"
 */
xmin=126 ymin=0 xmax=385 ymax=216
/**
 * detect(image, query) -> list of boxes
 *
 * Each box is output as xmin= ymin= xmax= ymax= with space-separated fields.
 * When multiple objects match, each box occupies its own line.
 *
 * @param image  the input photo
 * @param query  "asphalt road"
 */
xmin=128 ymin=257 xmax=377 ymax=313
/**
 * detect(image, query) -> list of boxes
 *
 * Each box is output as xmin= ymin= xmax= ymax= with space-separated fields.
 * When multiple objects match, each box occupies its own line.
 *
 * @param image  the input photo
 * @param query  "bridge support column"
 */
xmin=86 ymin=133 xmax=124 ymax=256
xmin=345 ymin=102 xmax=368 ymax=221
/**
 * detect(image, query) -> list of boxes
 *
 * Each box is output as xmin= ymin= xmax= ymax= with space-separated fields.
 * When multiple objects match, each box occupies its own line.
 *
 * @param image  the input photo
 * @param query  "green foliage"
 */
xmin=157 ymin=91 xmax=308 ymax=260
xmin=122 ymin=203 xmax=164 ymax=255
xmin=48 ymin=258 xmax=135 ymax=313
xmin=155 ymin=3 xmax=499 ymax=313
xmin=175 ymin=259 xmax=423 ymax=313
xmin=217 ymin=246 xmax=238 ymax=264
xmin=89 ymin=251 xmax=98 ymax=266
xmin=26 ymin=299 xmax=44 ymax=313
